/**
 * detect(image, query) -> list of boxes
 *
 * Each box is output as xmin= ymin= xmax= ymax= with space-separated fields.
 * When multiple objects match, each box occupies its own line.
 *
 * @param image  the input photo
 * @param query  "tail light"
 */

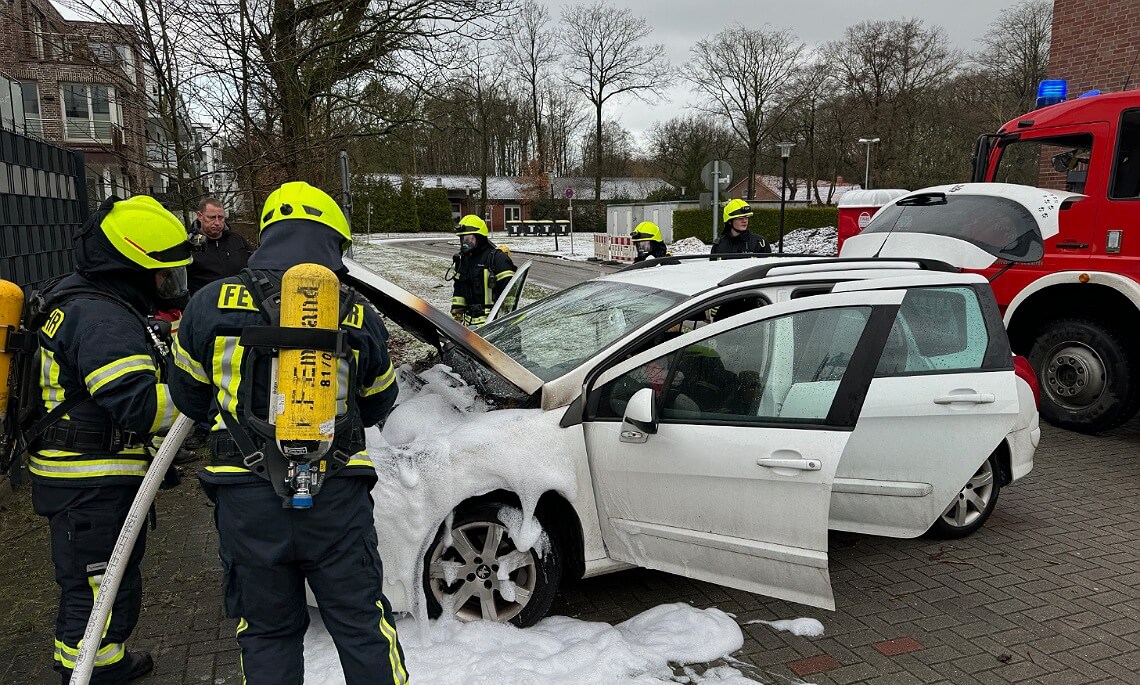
xmin=1013 ymin=355 xmax=1040 ymax=408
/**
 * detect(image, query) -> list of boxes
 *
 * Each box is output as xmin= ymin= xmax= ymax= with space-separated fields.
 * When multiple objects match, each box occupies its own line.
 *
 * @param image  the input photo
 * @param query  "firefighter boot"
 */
xmin=58 ymin=650 xmax=154 ymax=684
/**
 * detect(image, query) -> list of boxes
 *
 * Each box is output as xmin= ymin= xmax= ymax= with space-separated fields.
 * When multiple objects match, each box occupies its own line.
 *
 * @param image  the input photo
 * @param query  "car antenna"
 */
xmin=871 ymin=192 xmax=947 ymax=259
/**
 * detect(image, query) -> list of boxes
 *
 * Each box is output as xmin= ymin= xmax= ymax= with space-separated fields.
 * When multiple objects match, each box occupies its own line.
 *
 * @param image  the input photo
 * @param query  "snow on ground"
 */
xmin=745 ymin=617 xmax=825 ymax=637
xmin=670 ymin=228 xmax=837 ymax=257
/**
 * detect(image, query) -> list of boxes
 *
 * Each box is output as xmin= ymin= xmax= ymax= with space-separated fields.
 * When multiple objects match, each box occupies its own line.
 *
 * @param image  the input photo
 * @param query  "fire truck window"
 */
xmin=1110 ymin=110 xmax=1140 ymax=200
xmin=994 ymin=134 xmax=1093 ymax=194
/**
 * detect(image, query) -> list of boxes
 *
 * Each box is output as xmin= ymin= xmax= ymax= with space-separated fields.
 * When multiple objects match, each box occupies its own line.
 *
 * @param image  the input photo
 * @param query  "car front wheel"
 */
xmin=927 ymin=455 xmax=1001 ymax=539
xmin=422 ymin=503 xmax=562 ymax=627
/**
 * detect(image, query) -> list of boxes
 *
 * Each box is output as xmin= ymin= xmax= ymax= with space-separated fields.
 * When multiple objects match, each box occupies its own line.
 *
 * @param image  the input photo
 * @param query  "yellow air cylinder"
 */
xmin=275 ymin=264 xmax=339 ymax=460
xmin=0 ymin=279 xmax=25 ymax=420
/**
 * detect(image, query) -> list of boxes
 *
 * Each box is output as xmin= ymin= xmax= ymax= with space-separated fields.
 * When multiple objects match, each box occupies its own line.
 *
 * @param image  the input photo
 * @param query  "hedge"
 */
xmin=673 ymin=206 xmax=839 ymax=244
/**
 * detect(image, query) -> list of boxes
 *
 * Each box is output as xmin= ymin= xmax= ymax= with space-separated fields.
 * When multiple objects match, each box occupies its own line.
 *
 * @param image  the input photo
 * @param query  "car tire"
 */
xmin=422 ymin=502 xmax=562 ymax=628
xmin=1028 ymin=318 xmax=1140 ymax=433
xmin=927 ymin=454 xmax=1001 ymax=539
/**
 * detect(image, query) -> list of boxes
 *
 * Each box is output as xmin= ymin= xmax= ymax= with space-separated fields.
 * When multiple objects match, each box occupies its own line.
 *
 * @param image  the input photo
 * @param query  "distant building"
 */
xmin=370 ymin=174 xmax=672 ymax=231
xmin=725 ymin=175 xmax=861 ymax=204
xmin=0 ymin=0 xmax=151 ymax=201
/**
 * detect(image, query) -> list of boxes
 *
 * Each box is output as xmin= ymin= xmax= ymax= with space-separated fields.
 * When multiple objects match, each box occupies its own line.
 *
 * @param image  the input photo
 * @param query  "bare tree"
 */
xmin=505 ymin=0 xmax=559 ymax=172
xmin=646 ymin=114 xmax=736 ymax=199
xmin=454 ymin=42 xmax=510 ymax=216
xmin=685 ymin=25 xmax=806 ymax=199
xmin=561 ymin=2 xmax=670 ymax=210
xmin=973 ymin=0 xmax=1052 ymax=125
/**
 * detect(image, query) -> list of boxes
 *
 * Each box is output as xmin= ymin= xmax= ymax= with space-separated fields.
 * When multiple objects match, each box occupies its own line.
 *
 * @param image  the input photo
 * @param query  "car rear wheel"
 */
xmin=927 ymin=455 xmax=1000 ymax=539
xmin=423 ymin=503 xmax=562 ymax=627
xmin=1029 ymin=318 xmax=1140 ymax=433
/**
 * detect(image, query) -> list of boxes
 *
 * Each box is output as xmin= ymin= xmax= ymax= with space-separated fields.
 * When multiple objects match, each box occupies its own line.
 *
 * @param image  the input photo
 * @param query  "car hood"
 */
xmin=342 ymin=257 xmax=544 ymax=398
xmin=840 ymin=183 xmax=1085 ymax=268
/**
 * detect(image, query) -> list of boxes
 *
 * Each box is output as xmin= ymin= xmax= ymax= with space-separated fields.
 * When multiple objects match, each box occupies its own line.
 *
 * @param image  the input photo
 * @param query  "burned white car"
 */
xmin=343 ymin=245 xmax=1040 ymax=628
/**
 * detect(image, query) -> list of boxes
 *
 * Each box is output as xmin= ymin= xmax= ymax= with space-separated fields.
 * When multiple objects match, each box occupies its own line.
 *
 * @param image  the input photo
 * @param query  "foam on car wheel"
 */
xmin=1028 ymin=318 xmax=1140 ymax=433
xmin=422 ymin=503 xmax=562 ymax=627
xmin=927 ymin=455 xmax=1000 ymax=539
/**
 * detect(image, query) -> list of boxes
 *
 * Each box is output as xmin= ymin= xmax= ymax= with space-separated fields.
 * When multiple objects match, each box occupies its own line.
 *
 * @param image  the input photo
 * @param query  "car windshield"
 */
xmin=480 ymin=280 xmax=687 ymax=381
xmin=862 ymin=194 xmax=1044 ymax=263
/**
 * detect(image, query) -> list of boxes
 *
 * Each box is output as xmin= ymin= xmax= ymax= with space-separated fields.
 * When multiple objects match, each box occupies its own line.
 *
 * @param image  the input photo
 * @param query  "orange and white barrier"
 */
xmin=592 ymin=235 xmax=636 ymax=263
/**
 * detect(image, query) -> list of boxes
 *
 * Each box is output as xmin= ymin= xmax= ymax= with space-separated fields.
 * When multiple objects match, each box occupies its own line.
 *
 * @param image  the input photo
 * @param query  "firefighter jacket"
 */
xmin=30 ymin=274 xmax=178 ymax=485
xmin=711 ymin=230 xmax=771 ymax=255
xmin=169 ymin=273 xmax=398 ymax=486
xmin=451 ymin=242 xmax=516 ymax=326
xmin=187 ymin=223 xmax=254 ymax=295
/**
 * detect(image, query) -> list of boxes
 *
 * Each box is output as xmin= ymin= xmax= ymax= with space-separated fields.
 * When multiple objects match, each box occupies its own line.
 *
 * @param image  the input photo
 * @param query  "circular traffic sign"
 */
xmin=564 ymin=187 xmax=574 ymax=199
xmin=701 ymin=160 xmax=732 ymax=191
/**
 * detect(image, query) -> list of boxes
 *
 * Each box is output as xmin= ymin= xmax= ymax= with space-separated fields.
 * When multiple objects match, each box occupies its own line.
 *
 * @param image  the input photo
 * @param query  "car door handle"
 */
xmin=933 ymin=393 xmax=996 ymax=405
xmin=757 ymin=458 xmax=822 ymax=471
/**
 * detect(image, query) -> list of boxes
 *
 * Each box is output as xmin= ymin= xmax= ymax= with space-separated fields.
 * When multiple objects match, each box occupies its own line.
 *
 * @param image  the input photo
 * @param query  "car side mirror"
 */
xmin=620 ymin=387 xmax=658 ymax=444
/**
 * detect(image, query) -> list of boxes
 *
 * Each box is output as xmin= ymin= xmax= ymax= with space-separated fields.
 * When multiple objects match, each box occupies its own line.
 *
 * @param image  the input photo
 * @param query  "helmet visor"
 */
xmin=154 ymin=266 xmax=189 ymax=300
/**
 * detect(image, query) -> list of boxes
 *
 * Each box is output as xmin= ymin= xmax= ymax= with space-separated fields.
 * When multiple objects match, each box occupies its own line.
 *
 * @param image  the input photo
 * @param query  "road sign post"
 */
xmin=565 ymin=186 xmax=575 ymax=255
xmin=702 ymin=160 xmax=732 ymax=243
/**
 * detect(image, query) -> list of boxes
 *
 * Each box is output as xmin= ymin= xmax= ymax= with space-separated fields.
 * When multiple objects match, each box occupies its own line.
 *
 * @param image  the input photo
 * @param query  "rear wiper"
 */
xmin=896 ymin=192 xmax=947 ymax=207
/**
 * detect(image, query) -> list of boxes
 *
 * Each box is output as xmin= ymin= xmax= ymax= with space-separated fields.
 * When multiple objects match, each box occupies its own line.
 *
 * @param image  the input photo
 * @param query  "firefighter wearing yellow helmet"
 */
xmin=168 ymin=181 xmax=408 ymax=684
xmin=712 ymin=199 xmax=770 ymax=256
xmin=30 ymin=194 xmax=191 ymax=683
xmin=631 ymin=221 xmax=671 ymax=262
xmin=449 ymin=213 xmax=516 ymax=326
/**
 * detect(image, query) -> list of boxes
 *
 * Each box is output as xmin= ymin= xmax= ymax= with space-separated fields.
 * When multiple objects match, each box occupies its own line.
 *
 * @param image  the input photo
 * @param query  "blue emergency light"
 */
xmin=1035 ymin=79 xmax=1068 ymax=108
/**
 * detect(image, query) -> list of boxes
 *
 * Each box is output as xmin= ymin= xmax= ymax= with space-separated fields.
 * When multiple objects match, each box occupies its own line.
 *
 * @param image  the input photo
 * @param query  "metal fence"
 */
xmin=0 ymin=128 xmax=88 ymax=290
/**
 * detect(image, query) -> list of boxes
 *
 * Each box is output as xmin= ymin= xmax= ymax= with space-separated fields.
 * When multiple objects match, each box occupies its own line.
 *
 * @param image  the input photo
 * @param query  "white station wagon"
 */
xmin=344 ymin=247 xmax=1040 ymax=628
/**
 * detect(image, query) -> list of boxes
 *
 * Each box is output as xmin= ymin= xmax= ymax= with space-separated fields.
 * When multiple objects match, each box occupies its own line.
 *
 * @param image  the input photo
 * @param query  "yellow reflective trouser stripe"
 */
xmin=452 ymin=296 xmax=466 ymax=306
xmin=29 ymin=456 xmax=149 ymax=478
xmin=150 ymin=384 xmax=179 ymax=433
xmin=362 ymin=362 xmax=395 ymax=397
xmin=41 ymin=348 xmax=66 ymax=409
xmin=495 ymin=270 xmax=515 ymax=281
xmin=206 ymin=460 xmax=375 ymax=474
xmin=172 ymin=334 xmax=209 ymax=383
xmin=347 ymin=458 xmax=374 ymax=468
xmin=212 ymin=336 xmax=244 ymax=428
xmin=237 ymin=618 xmax=249 ymax=685
xmin=54 ymin=639 xmax=124 ymax=668
xmin=35 ymin=447 xmax=147 ymax=457
xmin=85 ymin=355 xmax=155 ymax=395
xmin=376 ymin=601 xmax=408 ymax=684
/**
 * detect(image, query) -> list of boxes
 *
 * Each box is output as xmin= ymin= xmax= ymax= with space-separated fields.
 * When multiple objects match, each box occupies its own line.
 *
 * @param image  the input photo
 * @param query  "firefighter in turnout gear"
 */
xmin=711 ymin=199 xmax=771 ymax=256
xmin=31 ymin=195 xmax=189 ymax=684
xmin=631 ymin=221 xmax=671 ymax=262
xmin=449 ymin=214 xmax=516 ymax=327
xmin=168 ymin=181 xmax=408 ymax=685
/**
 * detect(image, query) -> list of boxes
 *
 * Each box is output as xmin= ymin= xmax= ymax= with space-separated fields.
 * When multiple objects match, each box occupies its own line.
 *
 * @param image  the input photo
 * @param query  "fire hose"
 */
xmin=69 ymin=413 xmax=194 ymax=685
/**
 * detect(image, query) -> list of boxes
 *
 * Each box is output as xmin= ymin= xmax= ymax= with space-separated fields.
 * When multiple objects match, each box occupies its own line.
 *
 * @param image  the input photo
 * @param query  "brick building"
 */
xmin=1049 ymin=0 xmax=1140 ymax=93
xmin=0 ymin=0 xmax=150 ymax=202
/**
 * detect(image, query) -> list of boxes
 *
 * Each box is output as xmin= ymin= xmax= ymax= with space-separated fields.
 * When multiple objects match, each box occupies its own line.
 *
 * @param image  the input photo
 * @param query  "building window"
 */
xmin=505 ymin=204 xmax=522 ymax=222
xmin=86 ymin=163 xmax=128 ymax=202
xmin=19 ymin=81 xmax=42 ymax=137
xmin=116 ymin=45 xmax=135 ymax=80
xmin=62 ymin=84 xmax=119 ymax=142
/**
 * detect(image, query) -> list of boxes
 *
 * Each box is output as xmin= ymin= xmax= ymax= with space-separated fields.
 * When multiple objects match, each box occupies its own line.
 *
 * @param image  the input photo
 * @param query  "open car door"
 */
xmin=485 ymin=261 xmax=532 ymax=325
xmin=580 ymin=290 xmax=905 ymax=610
xmin=840 ymin=183 xmax=1085 ymax=269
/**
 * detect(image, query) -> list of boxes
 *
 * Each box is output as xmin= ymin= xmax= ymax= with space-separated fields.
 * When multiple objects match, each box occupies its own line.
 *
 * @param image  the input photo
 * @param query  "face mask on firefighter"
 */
xmin=154 ymin=266 xmax=189 ymax=301
xmin=636 ymin=240 xmax=651 ymax=255
xmin=459 ymin=234 xmax=479 ymax=253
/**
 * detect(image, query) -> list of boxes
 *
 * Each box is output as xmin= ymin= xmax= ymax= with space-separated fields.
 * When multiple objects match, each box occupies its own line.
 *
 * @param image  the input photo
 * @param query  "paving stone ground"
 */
xmin=1 ymin=416 xmax=1137 ymax=684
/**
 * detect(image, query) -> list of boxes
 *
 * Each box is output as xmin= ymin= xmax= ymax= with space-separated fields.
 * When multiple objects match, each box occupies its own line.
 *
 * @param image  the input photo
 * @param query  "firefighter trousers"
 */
xmin=211 ymin=477 xmax=408 ymax=685
xmin=32 ymin=483 xmax=147 ymax=685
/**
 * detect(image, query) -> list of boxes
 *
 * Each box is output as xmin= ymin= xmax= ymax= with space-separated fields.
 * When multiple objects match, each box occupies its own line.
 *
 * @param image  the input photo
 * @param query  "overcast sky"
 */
xmin=542 ymin=0 xmax=1029 ymax=142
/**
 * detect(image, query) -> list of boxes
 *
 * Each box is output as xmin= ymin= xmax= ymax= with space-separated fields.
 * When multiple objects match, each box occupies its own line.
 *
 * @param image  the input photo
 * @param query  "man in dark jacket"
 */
xmin=449 ymin=214 xmax=516 ymax=327
xmin=711 ymin=199 xmax=771 ymax=256
xmin=631 ymin=221 xmax=671 ymax=262
xmin=187 ymin=197 xmax=253 ymax=295
xmin=169 ymin=181 xmax=407 ymax=685
xmin=31 ymin=195 xmax=189 ymax=684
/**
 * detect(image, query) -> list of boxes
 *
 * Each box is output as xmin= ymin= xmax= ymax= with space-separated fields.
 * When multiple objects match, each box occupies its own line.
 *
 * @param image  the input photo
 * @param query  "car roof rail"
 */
xmin=717 ymin=257 xmax=957 ymax=286
xmin=615 ymin=252 xmax=808 ymax=273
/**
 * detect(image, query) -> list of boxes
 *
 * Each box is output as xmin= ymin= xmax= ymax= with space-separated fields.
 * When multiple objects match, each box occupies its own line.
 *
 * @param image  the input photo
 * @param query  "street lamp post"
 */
xmin=549 ymin=169 xmax=559 ymax=252
xmin=857 ymin=137 xmax=880 ymax=189
xmin=777 ymin=142 xmax=795 ymax=254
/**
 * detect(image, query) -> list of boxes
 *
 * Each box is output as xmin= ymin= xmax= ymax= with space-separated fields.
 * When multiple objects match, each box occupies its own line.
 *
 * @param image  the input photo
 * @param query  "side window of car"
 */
xmin=595 ymin=306 xmax=872 ymax=425
xmin=874 ymin=286 xmax=989 ymax=376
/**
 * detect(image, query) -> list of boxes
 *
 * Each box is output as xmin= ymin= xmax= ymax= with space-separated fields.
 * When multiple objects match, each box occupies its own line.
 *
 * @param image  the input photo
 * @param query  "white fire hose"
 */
xmin=70 ymin=413 xmax=194 ymax=685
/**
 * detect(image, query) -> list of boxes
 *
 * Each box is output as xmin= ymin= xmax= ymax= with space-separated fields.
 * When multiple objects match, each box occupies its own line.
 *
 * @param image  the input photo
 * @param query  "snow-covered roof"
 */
xmin=368 ymin=174 xmax=672 ymax=202
xmin=754 ymin=175 xmax=863 ymax=204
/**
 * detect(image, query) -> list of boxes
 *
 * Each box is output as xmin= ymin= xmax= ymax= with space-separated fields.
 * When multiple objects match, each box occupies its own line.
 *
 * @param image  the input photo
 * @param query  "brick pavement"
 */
xmin=1 ymin=418 xmax=1137 ymax=684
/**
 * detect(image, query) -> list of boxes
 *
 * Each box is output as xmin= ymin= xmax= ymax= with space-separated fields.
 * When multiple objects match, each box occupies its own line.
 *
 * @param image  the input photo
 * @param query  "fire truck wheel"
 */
xmin=1029 ymin=318 xmax=1140 ymax=433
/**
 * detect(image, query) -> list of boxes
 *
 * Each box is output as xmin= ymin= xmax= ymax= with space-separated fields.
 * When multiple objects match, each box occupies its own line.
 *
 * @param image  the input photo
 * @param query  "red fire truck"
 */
xmin=845 ymin=81 xmax=1140 ymax=433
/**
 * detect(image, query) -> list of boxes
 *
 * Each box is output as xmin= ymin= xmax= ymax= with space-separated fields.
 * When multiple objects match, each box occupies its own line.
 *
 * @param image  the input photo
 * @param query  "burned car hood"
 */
xmin=342 ymin=257 xmax=543 ymax=399
xmin=840 ymin=183 xmax=1085 ymax=268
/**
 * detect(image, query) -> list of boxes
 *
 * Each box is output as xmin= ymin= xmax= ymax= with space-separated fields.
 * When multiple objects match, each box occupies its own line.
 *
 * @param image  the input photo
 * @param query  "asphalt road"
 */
xmin=390 ymin=238 xmax=621 ymax=291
